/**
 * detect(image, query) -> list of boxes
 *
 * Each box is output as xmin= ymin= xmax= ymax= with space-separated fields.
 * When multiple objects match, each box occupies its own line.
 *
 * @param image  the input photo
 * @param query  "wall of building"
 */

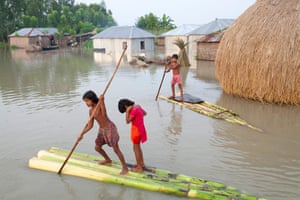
xmin=197 ymin=42 xmax=219 ymax=61
xmin=187 ymin=34 xmax=205 ymax=68
xmin=93 ymin=38 xmax=155 ymax=63
xmin=164 ymin=35 xmax=187 ymax=56
xmin=9 ymin=37 xmax=31 ymax=49
xmin=10 ymin=36 xmax=50 ymax=49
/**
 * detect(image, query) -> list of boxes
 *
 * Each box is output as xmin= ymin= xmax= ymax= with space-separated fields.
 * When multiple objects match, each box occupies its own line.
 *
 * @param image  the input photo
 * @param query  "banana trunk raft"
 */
xmin=28 ymin=147 xmax=266 ymax=200
xmin=158 ymin=94 xmax=262 ymax=132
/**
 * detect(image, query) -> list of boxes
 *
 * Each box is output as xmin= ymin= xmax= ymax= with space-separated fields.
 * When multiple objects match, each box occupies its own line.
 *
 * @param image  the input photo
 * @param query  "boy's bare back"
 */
xmin=90 ymin=96 xmax=111 ymax=129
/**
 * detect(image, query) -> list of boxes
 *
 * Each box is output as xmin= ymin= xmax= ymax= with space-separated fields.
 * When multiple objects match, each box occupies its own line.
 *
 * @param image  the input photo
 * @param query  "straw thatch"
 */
xmin=215 ymin=0 xmax=300 ymax=105
xmin=173 ymin=38 xmax=190 ymax=67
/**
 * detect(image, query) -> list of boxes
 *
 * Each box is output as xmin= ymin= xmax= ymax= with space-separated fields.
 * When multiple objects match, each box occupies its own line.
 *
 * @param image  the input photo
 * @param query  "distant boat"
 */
xmin=42 ymin=45 xmax=59 ymax=51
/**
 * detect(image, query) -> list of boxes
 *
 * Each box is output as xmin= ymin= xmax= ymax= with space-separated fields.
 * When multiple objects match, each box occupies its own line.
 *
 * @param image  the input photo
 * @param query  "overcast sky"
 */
xmin=76 ymin=0 xmax=256 ymax=26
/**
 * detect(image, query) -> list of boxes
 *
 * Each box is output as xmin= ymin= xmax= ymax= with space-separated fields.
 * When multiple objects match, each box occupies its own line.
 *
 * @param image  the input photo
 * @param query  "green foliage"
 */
xmin=136 ymin=13 xmax=176 ymax=35
xmin=83 ymin=40 xmax=93 ymax=51
xmin=10 ymin=45 xmax=17 ymax=50
xmin=0 ymin=42 xmax=5 ymax=48
xmin=0 ymin=0 xmax=116 ymax=42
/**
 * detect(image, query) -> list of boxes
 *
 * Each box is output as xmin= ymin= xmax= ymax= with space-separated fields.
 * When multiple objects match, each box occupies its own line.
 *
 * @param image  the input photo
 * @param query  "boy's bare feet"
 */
xmin=168 ymin=96 xmax=174 ymax=99
xmin=180 ymin=96 xmax=184 ymax=102
xmin=131 ymin=166 xmax=143 ymax=173
xmin=120 ymin=167 xmax=128 ymax=175
xmin=98 ymin=159 xmax=112 ymax=165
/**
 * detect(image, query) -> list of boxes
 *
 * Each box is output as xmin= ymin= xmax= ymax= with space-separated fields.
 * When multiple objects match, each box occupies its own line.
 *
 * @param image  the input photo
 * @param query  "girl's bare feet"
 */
xmin=120 ymin=167 xmax=128 ymax=175
xmin=98 ymin=159 xmax=112 ymax=165
xmin=131 ymin=166 xmax=143 ymax=173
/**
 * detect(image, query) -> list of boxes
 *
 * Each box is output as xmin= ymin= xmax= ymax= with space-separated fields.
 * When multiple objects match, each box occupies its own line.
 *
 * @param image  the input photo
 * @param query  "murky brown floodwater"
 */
xmin=0 ymin=49 xmax=299 ymax=200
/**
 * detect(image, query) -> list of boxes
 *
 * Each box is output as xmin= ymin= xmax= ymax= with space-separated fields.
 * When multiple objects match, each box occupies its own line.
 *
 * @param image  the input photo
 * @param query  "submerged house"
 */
xmin=91 ymin=26 xmax=155 ymax=62
xmin=196 ymin=31 xmax=225 ymax=61
xmin=158 ymin=24 xmax=200 ymax=56
xmin=9 ymin=28 xmax=58 ymax=50
xmin=188 ymin=18 xmax=234 ymax=64
xmin=158 ymin=19 xmax=233 ymax=67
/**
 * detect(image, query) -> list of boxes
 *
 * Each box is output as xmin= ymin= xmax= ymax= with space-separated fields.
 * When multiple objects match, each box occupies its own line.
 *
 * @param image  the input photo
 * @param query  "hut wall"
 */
xmin=187 ymin=34 xmax=205 ymax=68
xmin=40 ymin=36 xmax=50 ymax=47
xmin=9 ymin=37 xmax=31 ymax=49
xmin=10 ymin=36 xmax=50 ymax=49
xmin=156 ymin=37 xmax=165 ymax=47
xmin=93 ymin=38 xmax=154 ymax=63
xmin=164 ymin=35 xmax=187 ymax=56
xmin=197 ymin=42 xmax=219 ymax=61
xmin=131 ymin=38 xmax=154 ymax=54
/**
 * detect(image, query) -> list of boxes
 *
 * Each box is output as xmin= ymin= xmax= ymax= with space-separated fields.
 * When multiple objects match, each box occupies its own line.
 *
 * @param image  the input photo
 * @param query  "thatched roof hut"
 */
xmin=215 ymin=0 xmax=300 ymax=105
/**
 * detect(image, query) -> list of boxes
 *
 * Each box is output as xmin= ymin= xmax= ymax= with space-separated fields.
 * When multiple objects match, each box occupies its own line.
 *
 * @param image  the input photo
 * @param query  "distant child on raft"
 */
xmin=165 ymin=54 xmax=183 ymax=101
xmin=118 ymin=99 xmax=147 ymax=173
xmin=77 ymin=90 xmax=128 ymax=175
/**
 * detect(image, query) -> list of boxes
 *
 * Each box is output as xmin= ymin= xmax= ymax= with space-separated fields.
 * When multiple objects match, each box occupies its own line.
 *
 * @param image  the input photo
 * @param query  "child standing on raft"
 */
xmin=165 ymin=54 xmax=183 ymax=101
xmin=77 ymin=90 xmax=128 ymax=175
xmin=118 ymin=99 xmax=147 ymax=173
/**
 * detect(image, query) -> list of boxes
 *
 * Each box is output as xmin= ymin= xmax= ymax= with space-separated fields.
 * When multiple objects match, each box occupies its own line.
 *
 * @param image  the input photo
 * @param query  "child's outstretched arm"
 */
xmin=77 ymin=115 xmax=94 ymax=142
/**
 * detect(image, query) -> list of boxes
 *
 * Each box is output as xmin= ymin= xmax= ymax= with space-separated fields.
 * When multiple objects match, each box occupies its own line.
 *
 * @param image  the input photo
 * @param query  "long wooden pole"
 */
xmin=155 ymin=65 xmax=168 ymax=101
xmin=58 ymin=45 xmax=127 ymax=174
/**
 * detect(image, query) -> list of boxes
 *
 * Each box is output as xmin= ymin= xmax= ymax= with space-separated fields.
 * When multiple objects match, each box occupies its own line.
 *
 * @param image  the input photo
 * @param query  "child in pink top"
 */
xmin=118 ymin=98 xmax=147 ymax=172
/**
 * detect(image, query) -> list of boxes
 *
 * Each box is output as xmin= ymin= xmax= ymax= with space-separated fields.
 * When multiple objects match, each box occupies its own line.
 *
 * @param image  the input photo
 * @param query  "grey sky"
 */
xmin=76 ymin=0 xmax=256 ymax=26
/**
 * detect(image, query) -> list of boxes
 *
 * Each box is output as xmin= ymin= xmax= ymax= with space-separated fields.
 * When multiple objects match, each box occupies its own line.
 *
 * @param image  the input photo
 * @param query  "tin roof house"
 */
xmin=9 ymin=28 xmax=58 ymax=51
xmin=188 ymin=18 xmax=234 ymax=66
xmin=91 ymin=26 xmax=155 ymax=63
xmin=158 ymin=24 xmax=201 ymax=56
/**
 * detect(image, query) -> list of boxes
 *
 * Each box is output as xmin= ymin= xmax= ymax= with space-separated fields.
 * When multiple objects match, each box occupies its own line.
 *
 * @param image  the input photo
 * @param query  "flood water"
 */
xmin=0 ymin=49 xmax=299 ymax=200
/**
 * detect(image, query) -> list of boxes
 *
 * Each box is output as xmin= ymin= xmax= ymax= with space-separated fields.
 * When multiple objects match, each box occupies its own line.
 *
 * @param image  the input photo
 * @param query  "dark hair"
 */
xmin=82 ymin=90 xmax=98 ymax=104
xmin=172 ymin=54 xmax=178 ymax=59
xmin=118 ymin=99 xmax=135 ymax=113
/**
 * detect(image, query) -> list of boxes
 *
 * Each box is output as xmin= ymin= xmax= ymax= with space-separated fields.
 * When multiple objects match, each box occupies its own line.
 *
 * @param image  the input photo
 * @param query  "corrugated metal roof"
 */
xmin=159 ymin=24 xmax=201 ymax=36
xmin=37 ymin=28 xmax=58 ymax=35
xmin=91 ymin=26 xmax=155 ymax=39
xmin=197 ymin=31 xmax=225 ymax=43
xmin=188 ymin=18 xmax=234 ymax=35
xmin=9 ymin=28 xmax=58 ymax=37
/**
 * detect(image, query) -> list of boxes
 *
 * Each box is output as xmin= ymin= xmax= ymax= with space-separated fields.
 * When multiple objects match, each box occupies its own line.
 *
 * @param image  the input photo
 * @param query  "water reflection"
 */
xmin=0 ymin=49 xmax=95 ymax=111
xmin=167 ymin=104 xmax=183 ymax=137
xmin=195 ymin=60 xmax=218 ymax=83
xmin=93 ymin=51 xmax=155 ymax=66
xmin=180 ymin=66 xmax=189 ymax=86
xmin=211 ymin=92 xmax=300 ymax=199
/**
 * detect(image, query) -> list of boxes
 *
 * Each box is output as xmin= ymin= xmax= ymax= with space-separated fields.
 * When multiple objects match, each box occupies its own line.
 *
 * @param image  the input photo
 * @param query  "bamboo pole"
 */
xmin=155 ymin=65 xmax=168 ymax=101
xmin=58 ymin=45 xmax=127 ymax=174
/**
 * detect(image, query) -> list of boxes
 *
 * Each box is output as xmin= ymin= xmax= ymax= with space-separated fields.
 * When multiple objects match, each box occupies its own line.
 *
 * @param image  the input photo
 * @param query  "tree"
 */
xmin=136 ymin=13 xmax=176 ymax=35
xmin=0 ymin=0 xmax=117 ymax=42
xmin=0 ymin=0 xmax=25 ymax=41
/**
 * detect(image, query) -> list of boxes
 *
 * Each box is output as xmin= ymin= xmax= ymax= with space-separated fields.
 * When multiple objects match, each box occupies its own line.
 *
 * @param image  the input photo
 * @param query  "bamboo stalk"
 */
xmin=158 ymin=95 xmax=262 ymax=132
xmin=47 ymin=147 xmax=264 ymax=200
xmin=31 ymin=150 xmax=265 ymax=200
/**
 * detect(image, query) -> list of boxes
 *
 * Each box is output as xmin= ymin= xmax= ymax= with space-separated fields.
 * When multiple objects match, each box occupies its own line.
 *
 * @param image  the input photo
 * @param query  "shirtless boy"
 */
xmin=77 ymin=90 xmax=128 ymax=175
xmin=165 ymin=54 xmax=183 ymax=101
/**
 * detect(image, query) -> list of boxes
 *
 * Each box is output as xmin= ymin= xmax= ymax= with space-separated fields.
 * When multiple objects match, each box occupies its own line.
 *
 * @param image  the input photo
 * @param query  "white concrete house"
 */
xmin=158 ymin=24 xmax=200 ymax=56
xmin=91 ymin=26 xmax=155 ymax=63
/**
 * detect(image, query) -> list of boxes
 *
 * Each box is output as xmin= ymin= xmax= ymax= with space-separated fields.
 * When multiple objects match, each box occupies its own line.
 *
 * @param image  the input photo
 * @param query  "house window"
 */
xmin=140 ymin=41 xmax=145 ymax=50
xmin=122 ymin=41 xmax=127 ymax=49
